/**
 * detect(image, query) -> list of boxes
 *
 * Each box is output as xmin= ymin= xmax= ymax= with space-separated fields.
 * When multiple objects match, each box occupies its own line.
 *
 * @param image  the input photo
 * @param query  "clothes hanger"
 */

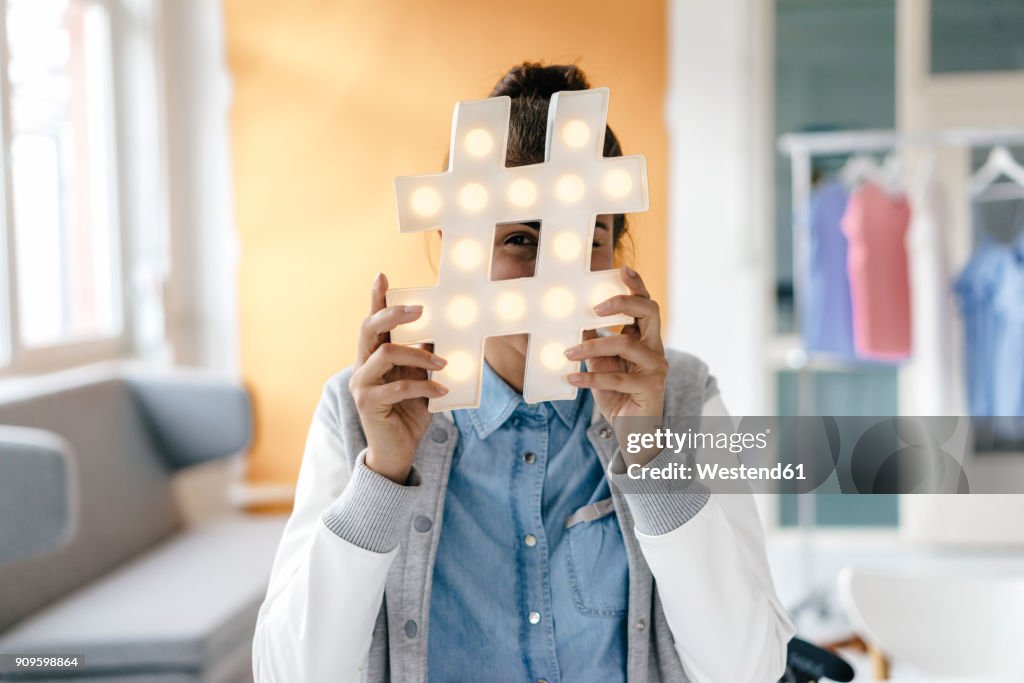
xmin=970 ymin=145 xmax=1024 ymax=197
xmin=839 ymin=153 xmax=883 ymax=187
xmin=973 ymin=181 xmax=1024 ymax=203
xmin=878 ymin=150 xmax=905 ymax=193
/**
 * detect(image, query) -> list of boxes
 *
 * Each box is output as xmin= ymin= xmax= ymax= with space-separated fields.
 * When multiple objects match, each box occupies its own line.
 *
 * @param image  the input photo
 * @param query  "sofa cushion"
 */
xmin=0 ymin=371 xmax=182 ymax=632
xmin=0 ymin=516 xmax=285 ymax=680
xmin=0 ymin=426 xmax=75 ymax=564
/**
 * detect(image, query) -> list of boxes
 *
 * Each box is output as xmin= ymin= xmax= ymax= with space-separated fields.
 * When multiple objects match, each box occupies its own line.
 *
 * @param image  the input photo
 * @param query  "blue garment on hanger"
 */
xmin=991 ymin=234 xmax=1024 ymax=419
xmin=954 ymin=238 xmax=1012 ymax=417
xmin=802 ymin=179 xmax=856 ymax=357
xmin=955 ymin=225 xmax=1024 ymax=423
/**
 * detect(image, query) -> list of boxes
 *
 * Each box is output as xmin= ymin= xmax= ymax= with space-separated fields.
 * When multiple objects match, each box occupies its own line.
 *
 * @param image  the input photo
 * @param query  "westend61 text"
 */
xmin=626 ymin=462 xmax=807 ymax=481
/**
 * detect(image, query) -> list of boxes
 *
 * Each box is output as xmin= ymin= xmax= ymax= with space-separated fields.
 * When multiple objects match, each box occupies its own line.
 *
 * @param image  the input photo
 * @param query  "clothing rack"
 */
xmin=776 ymin=128 xmax=1024 ymax=626
xmin=780 ymin=127 xmax=1024 ymax=380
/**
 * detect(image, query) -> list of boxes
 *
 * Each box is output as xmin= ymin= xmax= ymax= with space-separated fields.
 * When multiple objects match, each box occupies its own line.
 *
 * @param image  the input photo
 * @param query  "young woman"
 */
xmin=253 ymin=63 xmax=795 ymax=683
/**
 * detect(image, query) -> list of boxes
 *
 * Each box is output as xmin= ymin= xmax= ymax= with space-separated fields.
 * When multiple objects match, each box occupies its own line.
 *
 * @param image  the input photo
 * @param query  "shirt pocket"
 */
xmin=564 ymin=498 xmax=629 ymax=617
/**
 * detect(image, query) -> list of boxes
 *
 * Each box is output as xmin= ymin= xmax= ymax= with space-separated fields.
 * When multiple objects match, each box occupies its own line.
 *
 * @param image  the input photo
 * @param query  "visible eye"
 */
xmin=504 ymin=232 xmax=538 ymax=248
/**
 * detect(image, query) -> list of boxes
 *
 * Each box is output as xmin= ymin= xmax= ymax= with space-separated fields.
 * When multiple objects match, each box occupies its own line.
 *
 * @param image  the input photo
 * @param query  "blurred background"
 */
xmin=1 ymin=0 xmax=1023 ymax=680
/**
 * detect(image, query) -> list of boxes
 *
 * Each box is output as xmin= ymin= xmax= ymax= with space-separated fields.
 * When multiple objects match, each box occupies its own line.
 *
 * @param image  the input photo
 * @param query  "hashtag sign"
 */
xmin=386 ymin=87 xmax=649 ymax=411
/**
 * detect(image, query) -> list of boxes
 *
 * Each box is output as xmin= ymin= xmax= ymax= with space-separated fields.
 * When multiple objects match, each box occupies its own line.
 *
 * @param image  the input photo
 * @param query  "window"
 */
xmin=1 ymin=0 xmax=124 ymax=369
xmin=930 ymin=0 xmax=1024 ymax=74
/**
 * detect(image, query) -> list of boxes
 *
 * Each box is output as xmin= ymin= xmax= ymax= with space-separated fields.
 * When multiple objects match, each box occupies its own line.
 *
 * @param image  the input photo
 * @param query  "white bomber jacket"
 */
xmin=253 ymin=349 xmax=796 ymax=682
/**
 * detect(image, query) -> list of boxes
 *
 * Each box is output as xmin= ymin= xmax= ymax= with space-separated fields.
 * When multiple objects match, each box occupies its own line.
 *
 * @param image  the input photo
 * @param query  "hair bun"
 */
xmin=490 ymin=62 xmax=591 ymax=100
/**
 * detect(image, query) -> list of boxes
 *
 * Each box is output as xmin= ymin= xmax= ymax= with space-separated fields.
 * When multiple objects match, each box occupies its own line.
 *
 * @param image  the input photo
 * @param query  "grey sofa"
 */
xmin=0 ymin=365 xmax=286 ymax=682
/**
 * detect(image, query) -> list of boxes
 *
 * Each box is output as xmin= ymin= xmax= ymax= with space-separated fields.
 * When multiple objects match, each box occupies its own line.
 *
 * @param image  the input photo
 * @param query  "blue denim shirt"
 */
xmin=427 ymin=362 xmax=628 ymax=682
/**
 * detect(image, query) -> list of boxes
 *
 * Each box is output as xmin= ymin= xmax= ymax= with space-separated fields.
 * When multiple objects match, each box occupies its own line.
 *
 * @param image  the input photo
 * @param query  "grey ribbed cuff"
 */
xmin=322 ymin=452 xmax=422 ymax=553
xmin=607 ymin=448 xmax=710 ymax=536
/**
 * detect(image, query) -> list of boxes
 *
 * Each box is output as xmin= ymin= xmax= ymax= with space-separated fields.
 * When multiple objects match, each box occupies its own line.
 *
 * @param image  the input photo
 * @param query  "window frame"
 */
xmin=0 ymin=0 xmax=152 ymax=376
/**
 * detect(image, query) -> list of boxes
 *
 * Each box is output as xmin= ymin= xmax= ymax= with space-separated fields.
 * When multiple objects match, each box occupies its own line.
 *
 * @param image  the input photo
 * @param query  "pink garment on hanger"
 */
xmin=842 ymin=181 xmax=913 ymax=360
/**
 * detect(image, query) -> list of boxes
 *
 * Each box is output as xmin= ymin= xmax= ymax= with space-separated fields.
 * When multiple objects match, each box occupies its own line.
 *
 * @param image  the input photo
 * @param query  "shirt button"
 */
xmin=413 ymin=515 xmax=432 ymax=532
xmin=523 ymin=452 xmax=536 ymax=464
xmin=431 ymin=428 xmax=449 ymax=443
xmin=636 ymin=619 xmax=646 ymax=631
xmin=523 ymin=534 xmax=537 ymax=547
xmin=600 ymin=427 xmax=613 ymax=439
xmin=404 ymin=619 xmax=418 ymax=638
xmin=528 ymin=611 xmax=541 ymax=625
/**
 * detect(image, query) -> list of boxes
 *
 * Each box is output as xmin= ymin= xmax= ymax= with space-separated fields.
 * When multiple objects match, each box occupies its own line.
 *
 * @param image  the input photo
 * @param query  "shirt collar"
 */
xmin=464 ymin=361 xmax=585 ymax=439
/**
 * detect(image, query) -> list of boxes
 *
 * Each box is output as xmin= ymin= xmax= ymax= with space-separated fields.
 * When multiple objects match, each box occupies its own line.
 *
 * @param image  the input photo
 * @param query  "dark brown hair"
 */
xmin=489 ymin=62 xmax=629 ymax=247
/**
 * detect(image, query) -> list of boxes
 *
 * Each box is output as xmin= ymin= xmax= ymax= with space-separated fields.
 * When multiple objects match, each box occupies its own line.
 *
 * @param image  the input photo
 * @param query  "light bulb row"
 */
xmin=462 ymin=119 xmax=593 ymax=160
xmin=410 ymin=167 xmax=634 ymax=218
xmin=448 ymin=231 xmax=587 ymax=271
xmin=441 ymin=339 xmax=570 ymax=383
xmin=403 ymin=280 xmax=623 ymax=333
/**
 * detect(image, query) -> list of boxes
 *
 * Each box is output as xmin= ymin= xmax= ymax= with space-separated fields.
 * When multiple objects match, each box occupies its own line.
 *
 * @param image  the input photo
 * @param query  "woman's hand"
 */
xmin=564 ymin=266 xmax=668 ymax=437
xmin=349 ymin=273 xmax=449 ymax=483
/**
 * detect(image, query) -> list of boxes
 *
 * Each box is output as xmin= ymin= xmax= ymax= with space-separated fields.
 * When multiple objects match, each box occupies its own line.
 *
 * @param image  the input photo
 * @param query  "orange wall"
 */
xmin=225 ymin=0 xmax=669 ymax=485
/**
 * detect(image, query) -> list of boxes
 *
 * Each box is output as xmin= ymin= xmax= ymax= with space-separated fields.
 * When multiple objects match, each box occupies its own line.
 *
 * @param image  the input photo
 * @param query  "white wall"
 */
xmin=158 ymin=0 xmax=239 ymax=374
xmin=156 ymin=0 xmax=243 ymax=520
xmin=666 ymin=0 xmax=775 ymax=416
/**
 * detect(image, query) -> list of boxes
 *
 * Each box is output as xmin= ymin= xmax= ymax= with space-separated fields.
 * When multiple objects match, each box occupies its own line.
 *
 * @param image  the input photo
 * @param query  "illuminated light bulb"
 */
xmin=447 ymin=296 xmax=478 ymax=327
xmin=555 ymin=174 xmax=585 ymax=204
xmin=411 ymin=187 xmax=441 ymax=217
xmin=445 ymin=350 xmax=475 ymax=382
xmin=459 ymin=183 xmax=488 ymax=212
xmin=540 ymin=342 xmax=569 ymax=370
xmin=603 ymin=168 xmax=633 ymax=198
xmin=496 ymin=291 xmax=526 ymax=321
xmin=452 ymin=239 xmax=483 ymax=270
xmin=590 ymin=281 xmax=623 ymax=309
xmin=464 ymin=128 xmax=493 ymax=157
xmin=552 ymin=232 xmax=581 ymax=261
xmin=542 ymin=286 xmax=575 ymax=318
xmin=562 ymin=120 xmax=591 ymax=148
xmin=507 ymin=179 xmax=537 ymax=208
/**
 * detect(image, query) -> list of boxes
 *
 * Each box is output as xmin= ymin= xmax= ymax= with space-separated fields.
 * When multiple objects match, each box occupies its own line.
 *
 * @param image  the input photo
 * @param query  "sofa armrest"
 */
xmin=0 ymin=426 xmax=77 ymax=564
xmin=126 ymin=373 xmax=253 ymax=471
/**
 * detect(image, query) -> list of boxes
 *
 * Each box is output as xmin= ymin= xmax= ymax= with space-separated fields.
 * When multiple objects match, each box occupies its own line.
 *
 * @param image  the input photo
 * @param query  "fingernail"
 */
xmin=624 ymin=265 xmax=638 ymax=278
xmin=594 ymin=301 xmax=611 ymax=314
xmin=430 ymin=354 xmax=446 ymax=368
xmin=404 ymin=305 xmax=423 ymax=314
xmin=434 ymin=384 xmax=449 ymax=395
xmin=373 ymin=272 xmax=383 ymax=287
xmin=564 ymin=345 xmax=581 ymax=359
xmin=567 ymin=373 xmax=583 ymax=385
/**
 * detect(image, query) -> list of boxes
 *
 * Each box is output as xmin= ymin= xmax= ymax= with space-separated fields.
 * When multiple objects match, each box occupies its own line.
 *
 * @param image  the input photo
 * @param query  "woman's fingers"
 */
xmin=359 ymin=379 xmax=449 ymax=409
xmin=564 ymin=334 xmax=666 ymax=371
xmin=368 ymin=272 xmax=388 ymax=315
xmin=593 ymin=267 xmax=662 ymax=344
xmin=354 ymin=342 xmax=446 ymax=384
xmin=357 ymin=273 xmax=428 ymax=365
xmin=621 ymin=265 xmax=651 ymax=298
xmin=566 ymin=370 xmax=648 ymax=393
xmin=594 ymin=294 xmax=661 ymax=335
xmin=361 ymin=304 xmax=424 ymax=343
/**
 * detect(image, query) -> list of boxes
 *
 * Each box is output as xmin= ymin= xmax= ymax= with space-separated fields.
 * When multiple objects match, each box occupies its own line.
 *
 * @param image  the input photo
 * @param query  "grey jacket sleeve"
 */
xmin=322 ymin=451 xmax=422 ymax=553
